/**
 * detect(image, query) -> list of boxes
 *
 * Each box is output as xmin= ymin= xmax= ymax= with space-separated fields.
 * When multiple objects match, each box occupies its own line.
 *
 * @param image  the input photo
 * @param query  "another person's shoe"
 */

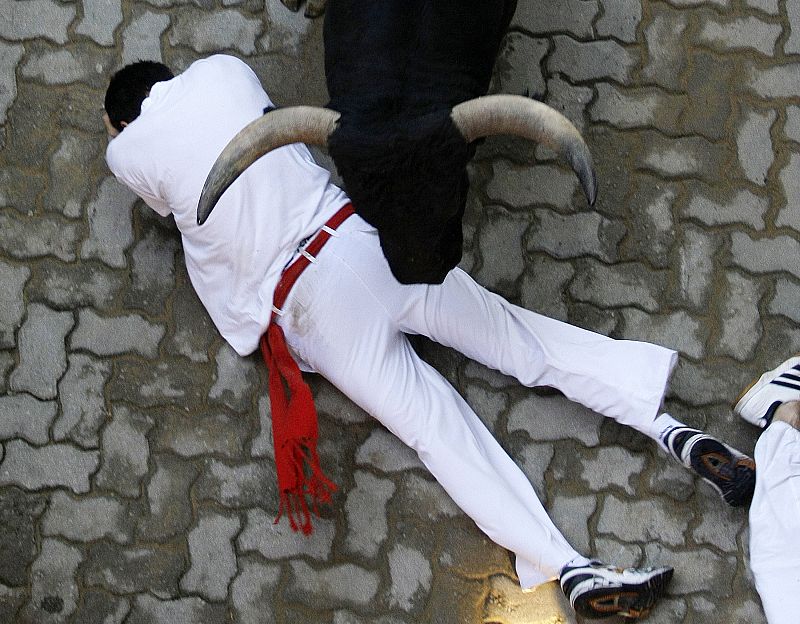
xmin=734 ymin=355 xmax=800 ymax=428
xmin=560 ymin=561 xmax=673 ymax=619
xmin=663 ymin=426 xmax=755 ymax=507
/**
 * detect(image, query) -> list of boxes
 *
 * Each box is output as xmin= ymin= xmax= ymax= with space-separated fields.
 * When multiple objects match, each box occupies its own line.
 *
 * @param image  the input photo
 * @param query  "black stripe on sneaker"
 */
xmin=771 ymin=380 xmax=800 ymax=391
xmin=778 ymin=373 xmax=800 ymax=383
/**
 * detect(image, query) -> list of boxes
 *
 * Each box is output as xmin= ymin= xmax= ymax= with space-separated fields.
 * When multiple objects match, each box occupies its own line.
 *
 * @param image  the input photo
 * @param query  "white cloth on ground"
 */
xmin=278 ymin=214 xmax=678 ymax=588
xmin=749 ymin=421 xmax=800 ymax=624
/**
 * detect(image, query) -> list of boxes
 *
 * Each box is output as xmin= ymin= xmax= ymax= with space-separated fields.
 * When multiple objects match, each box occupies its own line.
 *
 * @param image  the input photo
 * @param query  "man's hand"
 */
xmin=103 ymin=112 xmax=120 ymax=138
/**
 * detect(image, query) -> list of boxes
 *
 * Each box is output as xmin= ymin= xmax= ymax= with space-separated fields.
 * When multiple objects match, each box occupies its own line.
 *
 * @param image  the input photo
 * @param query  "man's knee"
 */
xmin=774 ymin=400 xmax=800 ymax=430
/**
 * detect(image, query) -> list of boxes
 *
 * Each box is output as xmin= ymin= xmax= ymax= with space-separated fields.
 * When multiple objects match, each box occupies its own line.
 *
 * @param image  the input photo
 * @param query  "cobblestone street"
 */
xmin=1 ymin=0 xmax=798 ymax=622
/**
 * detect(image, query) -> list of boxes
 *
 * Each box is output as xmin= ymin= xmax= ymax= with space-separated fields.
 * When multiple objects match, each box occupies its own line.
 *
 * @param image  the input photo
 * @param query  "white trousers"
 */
xmin=749 ymin=421 xmax=800 ymax=624
xmin=279 ymin=216 xmax=677 ymax=587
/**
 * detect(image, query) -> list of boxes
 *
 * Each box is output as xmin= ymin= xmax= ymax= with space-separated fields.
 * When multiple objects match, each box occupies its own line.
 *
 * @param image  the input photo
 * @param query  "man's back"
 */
xmin=106 ymin=55 xmax=348 ymax=355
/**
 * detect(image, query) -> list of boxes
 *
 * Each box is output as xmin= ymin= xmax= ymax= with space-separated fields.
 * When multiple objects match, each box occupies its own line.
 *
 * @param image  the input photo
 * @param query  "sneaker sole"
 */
xmin=572 ymin=568 xmax=673 ymax=620
xmin=733 ymin=355 xmax=800 ymax=418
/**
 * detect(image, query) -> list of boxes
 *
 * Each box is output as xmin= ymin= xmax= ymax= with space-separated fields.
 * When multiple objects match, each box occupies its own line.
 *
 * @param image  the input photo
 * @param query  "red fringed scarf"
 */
xmin=260 ymin=204 xmax=354 ymax=534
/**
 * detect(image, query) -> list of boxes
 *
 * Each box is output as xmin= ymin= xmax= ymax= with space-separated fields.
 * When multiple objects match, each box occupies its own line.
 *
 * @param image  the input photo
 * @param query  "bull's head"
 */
xmin=197 ymin=0 xmax=597 ymax=284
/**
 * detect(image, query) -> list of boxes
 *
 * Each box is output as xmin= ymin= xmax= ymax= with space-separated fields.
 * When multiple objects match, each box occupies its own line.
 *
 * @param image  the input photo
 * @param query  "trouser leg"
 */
xmin=393 ymin=267 xmax=677 ymax=434
xmin=280 ymin=237 xmax=580 ymax=587
xmin=749 ymin=420 xmax=800 ymax=624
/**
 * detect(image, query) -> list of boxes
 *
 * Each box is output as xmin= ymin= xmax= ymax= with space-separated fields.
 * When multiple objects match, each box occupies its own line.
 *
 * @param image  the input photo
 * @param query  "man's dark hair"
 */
xmin=104 ymin=61 xmax=174 ymax=132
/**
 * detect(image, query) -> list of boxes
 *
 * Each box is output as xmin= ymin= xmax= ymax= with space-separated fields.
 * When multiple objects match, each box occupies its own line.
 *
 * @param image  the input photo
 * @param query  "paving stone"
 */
xmin=0 ymin=0 xmax=76 ymax=44
xmin=590 ymin=83 xmax=685 ymax=131
xmin=730 ymin=231 xmax=800 ymax=279
xmin=44 ymin=131 xmax=100 ymax=216
xmin=715 ymin=271 xmax=763 ymax=361
xmin=598 ymin=494 xmax=689 ymax=547
xmin=126 ymin=227 xmax=179 ymax=314
xmin=20 ymin=45 xmax=114 ymax=87
xmin=163 ymin=276 xmax=215 ymax=363
xmin=0 ymin=211 xmax=80 ymax=262
xmin=520 ymin=256 xmax=574 ymax=322
xmin=620 ymin=309 xmax=704 ymax=359
xmin=474 ymin=205 xmax=528 ymax=288
xmin=593 ymin=537 xmax=642 ymax=569
xmin=769 ymin=276 xmax=800 ymax=324
xmin=487 ymin=162 xmax=580 ymax=211
xmin=394 ymin=473 xmax=462 ymax=521
xmin=28 ymin=259 xmax=123 ymax=310
xmin=669 ymin=357 xmax=753 ymax=407
xmin=622 ymin=180 xmax=676 ymax=269
xmin=80 ymin=177 xmax=137 ymax=269
xmin=482 ymin=575 xmax=576 ymax=624
xmin=128 ymin=595 xmax=228 ymax=624
xmin=75 ymin=0 xmax=123 ymax=46
xmin=438 ymin=520 xmax=511 ymax=581
xmin=70 ymin=590 xmax=130 ymax=624
xmin=647 ymin=459 xmax=698 ymax=503
xmin=786 ymin=106 xmax=800 ymax=143
xmin=641 ymin=133 xmax=721 ymax=181
xmin=181 ymin=511 xmax=240 ymax=601
xmin=777 ymin=151 xmax=800 ymax=229
xmin=262 ymin=0 xmax=312 ymax=55
xmin=155 ymin=409 xmax=249 ymax=458
xmin=463 ymin=383 xmax=507 ymax=431
xmin=737 ymin=107 xmax=776 ymax=186
xmin=529 ymin=206 xmax=621 ymax=262
xmin=238 ymin=508 xmax=334 ymax=560
xmin=168 ymin=9 xmax=262 ymax=55
xmin=491 ymin=33 xmax=547 ymax=98
xmin=387 ymin=543 xmax=432 ymax=613
xmin=697 ymin=16 xmax=781 ymax=55
xmin=641 ymin=8 xmax=689 ymax=90
xmin=20 ymin=539 xmax=82 ymax=624
xmin=597 ymin=0 xmax=641 ymax=43
xmin=0 ymin=164 xmax=46 ymax=214
xmin=547 ymin=493 xmax=596 ymax=554
xmin=313 ymin=379 xmax=370 ymax=425
xmin=0 ymin=440 xmax=99 ymax=494
xmin=231 ymin=559 xmax=281 ymax=624
xmin=344 ymin=470 xmax=395 ymax=558
xmin=0 ymin=352 xmax=13 ymax=394
xmin=85 ymin=542 xmax=186 ymax=595
xmin=137 ymin=453 xmax=199 ymax=540
xmin=287 ymin=560 xmax=379 ymax=609
xmin=691 ymin=492 xmax=745 ymax=552
xmin=0 ymin=583 xmax=27 ymax=624
xmin=95 ymin=406 xmax=153 ymax=497
xmin=251 ymin=396 xmax=274 ymax=458
xmin=674 ymin=226 xmax=717 ymax=310
xmin=684 ymin=184 xmax=767 ymax=229
xmin=42 ymin=491 xmax=131 ymax=543
xmin=122 ymin=9 xmax=171 ymax=65
xmin=71 ymin=308 xmax=164 ymax=358
xmin=644 ymin=543 xmax=736 ymax=597
xmin=745 ymin=0 xmax=779 ymax=13
xmin=209 ymin=343 xmax=260 ymax=412
xmin=9 ymin=303 xmax=73 ymax=399
xmin=0 ymin=42 xmax=24 ymax=124
xmin=0 ymin=260 xmax=30 ymax=348
xmin=515 ymin=442 xmax=555 ymax=501
xmin=549 ymin=36 xmax=637 ymax=84
xmin=53 ymin=354 xmax=111 ymax=448
xmin=511 ymin=0 xmax=598 ymax=38
xmin=569 ymin=259 xmax=666 ymax=312
xmin=108 ymin=358 xmax=206 ymax=408
xmin=333 ymin=612 xmax=408 ymax=624
xmin=787 ymin=0 xmax=800 ymax=54
xmin=356 ymin=428 xmax=424 ymax=473
xmin=579 ymin=445 xmax=646 ymax=496
xmin=0 ymin=488 xmax=47 ymax=586
xmin=545 ymin=76 xmax=593 ymax=133
xmin=195 ymin=459 xmax=278 ymax=509
xmin=749 ymin=63 xmax=800 ymax=98
xmin=0 ymin=394 xmax=56 ymax=444
xmin=507 ymin=393 xmax=603 ymax=446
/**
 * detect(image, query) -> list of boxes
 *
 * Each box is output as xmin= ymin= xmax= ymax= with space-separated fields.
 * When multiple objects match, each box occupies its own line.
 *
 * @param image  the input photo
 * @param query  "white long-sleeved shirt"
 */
xmin=106 ymin=55 xmax=349 ymax=355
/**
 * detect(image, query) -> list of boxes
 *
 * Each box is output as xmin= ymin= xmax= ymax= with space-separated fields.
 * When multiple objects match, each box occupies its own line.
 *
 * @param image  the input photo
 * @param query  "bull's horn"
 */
xmin=197 ymin=106 xmax=340 ymax=225
xmin=451 ymin=94 xmax=598 ymax=206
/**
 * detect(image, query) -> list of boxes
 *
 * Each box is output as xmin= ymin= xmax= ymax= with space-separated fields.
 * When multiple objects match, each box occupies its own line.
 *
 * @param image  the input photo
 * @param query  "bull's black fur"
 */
xmin=324 ymin=0 xmax=518 ymax=284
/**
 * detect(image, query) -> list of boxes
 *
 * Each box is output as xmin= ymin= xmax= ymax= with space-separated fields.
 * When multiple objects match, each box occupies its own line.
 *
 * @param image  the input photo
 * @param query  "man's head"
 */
xmin=104 ymin=61 xmax=174 ymax=133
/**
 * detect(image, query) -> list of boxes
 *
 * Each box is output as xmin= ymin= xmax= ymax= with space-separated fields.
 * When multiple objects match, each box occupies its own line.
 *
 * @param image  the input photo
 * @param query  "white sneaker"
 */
xmin=734 ymin=356 xmax=800 ymax=428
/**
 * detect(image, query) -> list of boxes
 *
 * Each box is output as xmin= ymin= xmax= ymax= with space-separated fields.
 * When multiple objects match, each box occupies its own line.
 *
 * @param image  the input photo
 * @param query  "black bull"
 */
xmin=197 ymin=0 xmax=597 ymax=284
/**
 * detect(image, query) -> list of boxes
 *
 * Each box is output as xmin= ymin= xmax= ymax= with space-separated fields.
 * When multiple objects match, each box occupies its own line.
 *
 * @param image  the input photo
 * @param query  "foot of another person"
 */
xmin=734 ymin=355 xmax=800 ymax=429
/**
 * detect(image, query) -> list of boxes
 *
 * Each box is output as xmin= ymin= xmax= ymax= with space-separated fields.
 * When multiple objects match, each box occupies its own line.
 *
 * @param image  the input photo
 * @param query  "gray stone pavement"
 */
xmin=0 ymin=0 xmax=797 ymax=621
